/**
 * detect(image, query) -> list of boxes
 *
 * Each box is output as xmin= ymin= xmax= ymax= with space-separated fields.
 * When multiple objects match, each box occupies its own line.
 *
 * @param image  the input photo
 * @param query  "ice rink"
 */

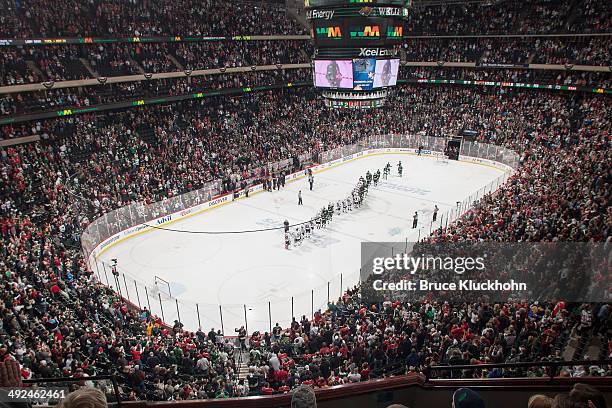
xmin=99 ymin=153 xmax=505 ymax=333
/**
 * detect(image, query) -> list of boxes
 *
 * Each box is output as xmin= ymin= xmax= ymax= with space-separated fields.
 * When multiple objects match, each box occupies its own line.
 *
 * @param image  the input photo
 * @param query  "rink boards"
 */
xmin=88 ymin=147 xmax=513 ymax=265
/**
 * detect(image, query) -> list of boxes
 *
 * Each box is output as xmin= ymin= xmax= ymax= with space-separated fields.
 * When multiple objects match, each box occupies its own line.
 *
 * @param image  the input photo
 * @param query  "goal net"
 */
xmin=150 ymin=278 xmax=172 ymax=301
xmin=434 ymin=137 xmax=451 ymax=164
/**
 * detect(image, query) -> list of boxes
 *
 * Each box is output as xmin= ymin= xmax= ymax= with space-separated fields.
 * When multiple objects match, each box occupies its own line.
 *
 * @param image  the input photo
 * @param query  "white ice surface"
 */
xmin=99 ymin=154 xmax=504 ymax=333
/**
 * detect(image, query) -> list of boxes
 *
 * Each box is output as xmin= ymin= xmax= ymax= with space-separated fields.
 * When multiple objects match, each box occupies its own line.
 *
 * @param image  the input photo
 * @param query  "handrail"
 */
xmin=426 ymin=359 xmax=612 ymax=382
xmin=429 ymin=359 xmax=612 ymax=372
xmin=365 ymin=355 xmax=612 ymax=382
xmin=18 ymin=362 xmax=612 ymax=407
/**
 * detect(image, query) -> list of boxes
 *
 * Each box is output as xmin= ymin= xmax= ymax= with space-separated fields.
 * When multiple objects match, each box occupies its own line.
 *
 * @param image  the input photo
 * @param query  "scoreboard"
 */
xmin=305 ymin=0 xmax=409 ymax=107
xmin=311 ymin=18 xmax=404 ymax=47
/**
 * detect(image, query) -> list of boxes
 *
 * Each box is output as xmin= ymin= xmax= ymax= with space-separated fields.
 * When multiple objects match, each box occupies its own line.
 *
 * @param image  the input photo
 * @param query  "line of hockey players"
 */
xmin=284 ymin=162 xmax=402 ymax=249
xmin=371 ymin=161 xmax=402 ymax=186
xmin=285 ymin=176 xmax=368 ymax=249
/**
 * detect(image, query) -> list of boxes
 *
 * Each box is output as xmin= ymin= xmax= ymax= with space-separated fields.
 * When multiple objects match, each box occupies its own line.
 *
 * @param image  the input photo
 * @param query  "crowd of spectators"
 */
xmin=0 ymin=0 xmax=609 ymax=89
xmin=0 ymin=84 xmax=610 ymax=401
xmin=531 ymin=37 xmax=612 ymax=66
xmin=0 ymin=0 xmax=612 ymax=42
xmin=0 ymin=40 xmax=312 ymax=86
xmin=403 ymin=37 xmax=611 ymax=66
xmin=401 ymin=67 xmax=612 ymax=88
xmin=88 ymin=44 xmax=142 ymax=77
xmin=0 ymin=0 xmax=305 ymax=38
xmin=407 ymin=1 xmax=523 ymax=35
xmin=172 ymin=40 xmax=310 ymax=71
xmin=407 ymin=0 xmax=611 ymax=35
xmin=513 ymin=0 xmax=575 ymax=34
xmin=567 ymin=0 xmax=612 ymax=33
xmin=9 ymin=0 xmax=607 ymax=39
xmin=0 ymin=69 xmax=312 ymax=117
xmin=478 ymin=39 xmax=532 ymax=65
xmin=1 ymin=60 xmax=611 ymax=118
xmin=0 ymin=49 xmax=41 ymax=86
xmin=1 ymin=36 xmax=609 ymax=88
xmin=0 ymin=0 xmax=610 ymax=403
xmin=404 ymin=38 xmax=484 ymax=62
xmin=26 ymin=46 xmax=92 ymax=82
xmin=1 ymin=0 xmax=610 ymax=38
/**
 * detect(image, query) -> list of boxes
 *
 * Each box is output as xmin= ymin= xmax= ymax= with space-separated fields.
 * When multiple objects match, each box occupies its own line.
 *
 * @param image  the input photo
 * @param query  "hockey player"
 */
xmin=305 ymin=221 xmax=311 ymax=236
xmin=342 ymin=199 xmax=347 ymax=213
xmin=397 ymin=161 xmax=403 ymax=177
xmin=328 ymin=203 xmax=334 ymax=221
xmin=284 ymin=219 xmax=290 ymax=233
xmin=294 ymin=228 xmax=302 ymax=245
xmin=366 ymin=171 xmax=372 ymax=186
xmin=373 ymin=170 xmax=380 ymax=186
xmin=336 ymin=200 xmax=342 ymax=215
xmin=285 ymin=232 xmax=291 ymax=249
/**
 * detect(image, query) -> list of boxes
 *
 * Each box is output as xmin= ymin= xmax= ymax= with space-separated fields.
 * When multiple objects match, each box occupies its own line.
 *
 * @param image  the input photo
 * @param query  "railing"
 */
xmin=18 ymin=360 xmax=612 ymax=406
xmin=79 ymin=134 xmax=519 ymax=333
xmin=426 ymin=360 xmax=612 ymax=382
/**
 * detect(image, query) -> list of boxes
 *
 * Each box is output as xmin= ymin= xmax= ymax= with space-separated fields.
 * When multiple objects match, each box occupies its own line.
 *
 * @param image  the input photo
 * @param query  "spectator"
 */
xmin=56 ymin=388 xmax=107 ymax=408
xmin=550 ymin=394 xmax=589 ymax=408
xmin=291 ymin=385 xmax=317 ymax=408
xmin=529 ymin=395 xmax=553 ymax=408
xmin=452 ymin=388 xmax=486 ymax=408
xmin=569 ymin=383 xmax=608 ymax=408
